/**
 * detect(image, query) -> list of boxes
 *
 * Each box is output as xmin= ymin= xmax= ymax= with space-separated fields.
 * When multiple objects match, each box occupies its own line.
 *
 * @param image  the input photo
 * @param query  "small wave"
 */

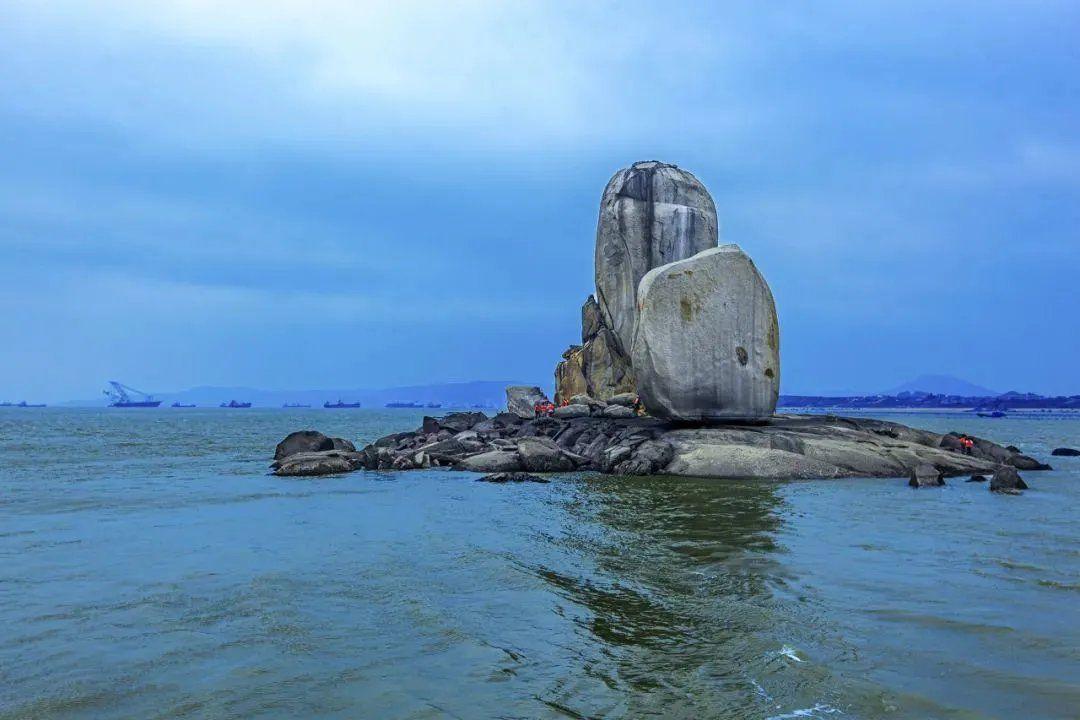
xmin=766 ymin=703 xmax=842 ymax=719
xmin=779 ymin=644 xmax=803 ymax=662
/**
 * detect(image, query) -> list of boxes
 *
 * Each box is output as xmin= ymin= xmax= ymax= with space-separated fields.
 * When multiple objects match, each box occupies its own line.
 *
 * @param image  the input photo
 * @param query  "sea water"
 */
xmin=1 ymin=408 xmax=1077 ymax=719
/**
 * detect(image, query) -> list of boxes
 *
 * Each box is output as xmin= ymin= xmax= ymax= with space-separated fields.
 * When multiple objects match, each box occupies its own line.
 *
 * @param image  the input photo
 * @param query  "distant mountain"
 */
xmin=64 ymin=380 xmax=540 ymax=408
xmin=883 ymin=374 xmax=998 ymax=398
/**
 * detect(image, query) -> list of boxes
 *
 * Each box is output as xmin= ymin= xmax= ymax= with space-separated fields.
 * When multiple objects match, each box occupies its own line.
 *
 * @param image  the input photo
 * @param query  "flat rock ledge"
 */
xmin=272 ymin=412 xmax=1049 ymax=482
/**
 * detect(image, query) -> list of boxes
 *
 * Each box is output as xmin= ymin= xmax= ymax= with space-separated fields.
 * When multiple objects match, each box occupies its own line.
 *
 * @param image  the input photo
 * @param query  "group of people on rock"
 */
xmin=533 ymin=396 xmax=647 ymax=418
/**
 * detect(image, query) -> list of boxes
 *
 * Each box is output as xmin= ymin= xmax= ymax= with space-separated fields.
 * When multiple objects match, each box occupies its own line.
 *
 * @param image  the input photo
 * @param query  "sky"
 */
xmin=1 ymin=0 xmax=1078 ymax=402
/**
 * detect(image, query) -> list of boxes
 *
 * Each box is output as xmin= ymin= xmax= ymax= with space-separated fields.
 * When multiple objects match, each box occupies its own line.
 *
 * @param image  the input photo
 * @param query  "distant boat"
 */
xmin=426 ymin=402 xmax=441 ymax=408
xmin=385 ymin=402 xmax=423 ymax=408
xmin=15 ymin=401 xmax=46 ymax=408
xmin=0 ymin=401 xmax=12 ymax=407
xmin=103 ymin=381 xmax=161 ymax=408
xmin=324 ymin=399 xmax=361 ymax=408
xmin=977 ymin=411 xmax=1006 ymax=418
xmin=220 ymin=400 xmax=252 ymax=408
xmin=171 ymin=402 xmax=196 ymax=408
xmin=283 ymin=403 xmax=311 ymax=408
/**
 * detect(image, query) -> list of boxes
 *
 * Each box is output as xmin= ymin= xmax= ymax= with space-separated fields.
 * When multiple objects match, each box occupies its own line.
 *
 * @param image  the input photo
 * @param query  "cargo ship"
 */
xmin=171 ymin=402 xmax=196 ymax=408
xmin=324 ymin=399 xmax=361 ymax=408
xmin=220 ymin=400 xmax=252 ymax=408
xmin=104 ymin=381 xmax=162 ymax=408
xmin=15 ymin=401 xmax=46 ymax=407
xmin=283 ymin=403 xmax=311 ymax=408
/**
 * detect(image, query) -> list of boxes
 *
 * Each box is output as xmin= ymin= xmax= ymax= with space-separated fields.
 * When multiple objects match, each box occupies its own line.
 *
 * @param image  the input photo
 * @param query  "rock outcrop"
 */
xmin=275 ymin=410 xmax=1047 ymax=481
xmin=632 ymin=245 xmax=780 ymax=421
xmin=1051 ymin=447 xmax=1079 ymax=457
xmin=554 ymin=295 xmax=634 ymax=403
xmin=595 ymin=161 xmax=719 ymax=358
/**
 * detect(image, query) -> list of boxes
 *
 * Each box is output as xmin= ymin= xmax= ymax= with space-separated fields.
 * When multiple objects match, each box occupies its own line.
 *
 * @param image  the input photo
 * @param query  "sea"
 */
xmin=1 ymin=407 xmax=1077 ymax=719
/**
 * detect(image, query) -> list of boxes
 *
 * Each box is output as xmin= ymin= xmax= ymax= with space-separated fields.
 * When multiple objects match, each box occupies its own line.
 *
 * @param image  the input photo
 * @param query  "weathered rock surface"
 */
xmin=632 ymin=245 xmax=780 ymax=421
xmin=554 ymin=295 xmax=634 ymax=403
xmin=990 ymin=465 xmax=1028 ymax=494
xmin=595 ymin=161 xmax=719 ymax=358
xmin=1051 ymin=447 xmax=1079 ymax=457
xmin=275 ymin=430 xmax=334 ymax=460
xmin=276 ymin=411 xmax=1046 ymax=481
xmin=505 ymin=386 xmax=549 ymax=419
xmin=908 ymin=464 xmax=945 ymax=487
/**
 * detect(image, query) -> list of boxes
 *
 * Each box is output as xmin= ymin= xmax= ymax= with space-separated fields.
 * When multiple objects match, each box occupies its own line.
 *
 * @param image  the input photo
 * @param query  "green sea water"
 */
xmin=1 ymin=408 xmax=1077 ymax=719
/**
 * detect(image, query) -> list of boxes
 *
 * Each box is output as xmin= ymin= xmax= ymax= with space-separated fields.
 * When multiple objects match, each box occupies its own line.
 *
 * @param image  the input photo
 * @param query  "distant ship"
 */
xmin=0 ymin=401 xmax=12 ymax=407
xmin=324 ymin=399 xmax=361 ymax=408
xmin=427 ymin=402 xmax=441 ymax=408
xmin=104 ymin=381 xmax=162 ymax=408
xmin=283 ymin=403 xmax=311 ymax=408
xmin=385 ymin=402 xmax=424 ymax=408
xmin=171 ymin=402 xmax=196 ymax=408
xmin=220 ymin=400 xmax=252 ymax=408
xmin=15 ymin=401 xmax=46 ymax=408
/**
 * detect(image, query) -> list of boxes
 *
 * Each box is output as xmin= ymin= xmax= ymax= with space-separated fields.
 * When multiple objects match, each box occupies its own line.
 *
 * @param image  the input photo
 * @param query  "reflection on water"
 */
xmin=0 ymin=409 xmax=1078 ymax=719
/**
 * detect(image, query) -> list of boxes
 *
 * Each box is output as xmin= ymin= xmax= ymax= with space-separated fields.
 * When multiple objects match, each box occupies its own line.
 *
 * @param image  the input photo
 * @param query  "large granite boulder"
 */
xmin=554 ymin=295 xmax=634 ymax=403
xmin=595 ymin=161 xmax=719 ymax=358
xmin=505 ymin=386 xmax=548 ymax=419
xmin=632 ymin=245 xmax=780 ymax=421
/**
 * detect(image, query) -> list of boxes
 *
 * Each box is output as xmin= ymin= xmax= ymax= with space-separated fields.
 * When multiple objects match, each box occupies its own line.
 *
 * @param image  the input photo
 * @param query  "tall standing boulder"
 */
xmin=595 ymin=161 xmax=719 ymax=358
xmin=632 ymin=245 xmax=780 ymax=421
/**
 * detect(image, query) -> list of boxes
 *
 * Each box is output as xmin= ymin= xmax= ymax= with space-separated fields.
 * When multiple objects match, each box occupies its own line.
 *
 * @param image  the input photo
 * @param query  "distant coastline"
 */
xmin=779 ymin=391 xmax=1080 ymax=411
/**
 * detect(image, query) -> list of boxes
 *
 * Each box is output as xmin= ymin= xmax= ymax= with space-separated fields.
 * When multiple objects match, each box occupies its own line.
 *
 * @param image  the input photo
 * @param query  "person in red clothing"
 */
xmin=958 ymin=436 xmax=975 ymax=455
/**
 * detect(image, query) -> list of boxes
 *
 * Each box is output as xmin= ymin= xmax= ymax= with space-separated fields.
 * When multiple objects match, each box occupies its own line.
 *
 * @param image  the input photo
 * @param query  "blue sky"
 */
xmin=1 ymin=1 xmax=1078 ymax=401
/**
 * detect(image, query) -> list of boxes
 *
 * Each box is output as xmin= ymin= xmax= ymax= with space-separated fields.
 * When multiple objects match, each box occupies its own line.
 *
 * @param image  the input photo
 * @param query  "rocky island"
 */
xmin=273 ymin=161 xmax=1048 ymax=492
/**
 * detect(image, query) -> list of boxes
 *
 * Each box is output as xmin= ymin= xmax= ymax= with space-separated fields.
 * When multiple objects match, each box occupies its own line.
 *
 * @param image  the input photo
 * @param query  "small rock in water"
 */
xmin=965 ymin=474 xmax=988 ymax=483
xmin=908 ymin=464 xmax=945 ymax=487
xmin=476 ymin=472 xmax=549 ymax=484
xmin=990 ymin=465 xmax=1028 ymax=493
xmin=275 ymin=430 xmax=333 ymax=460
xmin=1051 ymin=447 xmax=1080 ymax=457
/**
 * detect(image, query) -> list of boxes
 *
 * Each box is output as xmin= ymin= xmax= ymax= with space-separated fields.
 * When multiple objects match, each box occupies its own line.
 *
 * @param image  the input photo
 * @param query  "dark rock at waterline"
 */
xmin=1051 ymin=447 xmax=1080 ymax=457
xmin=272 ymin=450 xmax=365 ymax=476
xmin=909 ymin=464 xmax=945 ymax=487
xmin=966 ymin=474 xmax=988 ymax=483
xmin=331 ymin=437 xmax=356 ymax=452
xmin=1008 ymin=454 xmax=1052 ymax=471
xmin=275 ymin=430 xmax=334 ymax=460
xmin=477 ymin=472 xmax=549 ymax=484
xmin=990 ymin=465 xmax=1028 ymax=494
xmin=1006 ymin=445 xmax=1021 ymax=453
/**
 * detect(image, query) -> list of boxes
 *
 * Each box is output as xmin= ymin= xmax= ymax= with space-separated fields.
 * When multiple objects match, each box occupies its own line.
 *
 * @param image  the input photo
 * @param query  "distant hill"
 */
xmin=883 ymin=374 xmax=998 ymax=398
xmin=64 ymin=380 xmax=541 ymax=408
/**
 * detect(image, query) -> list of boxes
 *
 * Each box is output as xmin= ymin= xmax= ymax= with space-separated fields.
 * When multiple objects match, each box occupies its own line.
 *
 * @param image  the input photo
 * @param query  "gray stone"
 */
xmin=458 ymin=450 xmax=523 ymax=473
xmin=569 ymin=394 xmax=605 ymax=409
xmin=1051 ymin=447 xmax=1080 ymax=456
xmin=274 ymin=450 xmax=363 ymax=477
xmin=517 ymin=438 xmax=576 ymax=473
xmin=552 ymin=404 xmax=590 ymax=419
xmin=632 ymin=245 xmax=780 ymax=421
xmin=330 ymin=437 xmax=356 ymax=452
xmin=990 ymin=465 xmax=1028 ymax=493
xmin=600 ymin=404 xmax=635 ymax=419
xmin=1008 ymin=454 xmax=1052 ymax=471
xmin=505 ymin=385 xmax=548 ymax=419
xmin=908 ymin=464 xmax=944 ymax=487
xmin=595 ymin=161 xmax=718 ymax=357
xmin=608 ymin=392 xmax=638 ymax=407
xmin=275 ymin=430 xmax=333 ymax=460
